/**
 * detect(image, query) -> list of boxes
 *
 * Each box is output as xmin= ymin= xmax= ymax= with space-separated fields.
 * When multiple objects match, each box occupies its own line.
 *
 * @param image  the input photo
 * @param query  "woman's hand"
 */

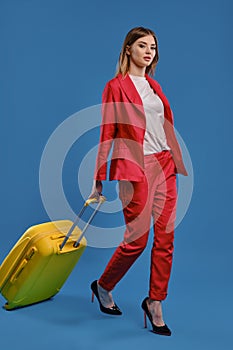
xmin=88 ymin=180 xmax=103 ymax=201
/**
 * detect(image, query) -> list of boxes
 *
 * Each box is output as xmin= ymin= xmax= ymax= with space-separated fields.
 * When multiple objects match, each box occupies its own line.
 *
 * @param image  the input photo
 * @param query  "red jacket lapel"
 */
xmin=116 ymin=73 xmax=143 ymax=106
xmin=116 ymin=73 xmax=174 ymax=125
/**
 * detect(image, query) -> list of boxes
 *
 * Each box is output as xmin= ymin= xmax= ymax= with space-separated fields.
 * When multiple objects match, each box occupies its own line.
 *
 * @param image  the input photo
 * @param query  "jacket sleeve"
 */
xmin=94 ymin=83 xmax=117 ymax=180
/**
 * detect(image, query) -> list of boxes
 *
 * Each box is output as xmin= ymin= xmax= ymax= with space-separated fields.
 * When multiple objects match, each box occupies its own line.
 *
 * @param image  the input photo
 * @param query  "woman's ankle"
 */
xmin=97 ymin=282 xmax=114 ymax=308
xmin=147 ymin=299 xmax=165 ymax=326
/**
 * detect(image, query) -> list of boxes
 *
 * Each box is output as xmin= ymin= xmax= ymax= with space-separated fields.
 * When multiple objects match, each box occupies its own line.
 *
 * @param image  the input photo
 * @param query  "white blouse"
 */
xmin=129 ymin=74 xmax=170 ymax=155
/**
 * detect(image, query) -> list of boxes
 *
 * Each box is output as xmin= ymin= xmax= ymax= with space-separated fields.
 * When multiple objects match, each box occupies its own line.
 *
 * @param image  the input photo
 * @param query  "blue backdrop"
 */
xmin=0 ymin=0 xmax=232 ymax=349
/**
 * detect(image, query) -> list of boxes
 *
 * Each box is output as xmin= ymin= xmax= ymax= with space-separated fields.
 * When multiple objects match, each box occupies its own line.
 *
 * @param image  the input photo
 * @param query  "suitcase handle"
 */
xmin=59 ymin=196 xmax=106 ymax=250
xmin=10 ymin=259 xmax=28 ymax=283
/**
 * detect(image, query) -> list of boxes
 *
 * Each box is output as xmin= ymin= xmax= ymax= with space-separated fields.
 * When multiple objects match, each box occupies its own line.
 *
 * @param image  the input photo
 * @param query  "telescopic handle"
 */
xmin=59 ymin=196 xmax=106 ymax=250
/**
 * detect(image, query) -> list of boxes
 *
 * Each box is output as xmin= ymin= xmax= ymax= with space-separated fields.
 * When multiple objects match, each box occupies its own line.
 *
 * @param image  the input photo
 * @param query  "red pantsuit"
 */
xmin=98 ymin=150 xmax=177 ymax=300
xmin=95 ymin=73 xmax=187 ymax=301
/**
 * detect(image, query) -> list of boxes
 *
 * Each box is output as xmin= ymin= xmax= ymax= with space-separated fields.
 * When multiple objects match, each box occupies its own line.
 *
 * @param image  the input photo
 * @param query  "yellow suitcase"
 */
xmin=0 ymin=197 xmax=105 ymax=310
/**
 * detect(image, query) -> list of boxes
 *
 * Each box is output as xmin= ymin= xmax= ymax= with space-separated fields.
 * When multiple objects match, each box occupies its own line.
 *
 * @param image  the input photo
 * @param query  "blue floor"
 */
xmin=0 ymin=230 xmax=232 ymax=350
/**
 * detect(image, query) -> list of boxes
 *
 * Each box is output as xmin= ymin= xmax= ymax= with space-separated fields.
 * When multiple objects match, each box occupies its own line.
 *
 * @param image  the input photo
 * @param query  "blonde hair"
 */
xmin=116 ymin=26 xmax=159 ymax=77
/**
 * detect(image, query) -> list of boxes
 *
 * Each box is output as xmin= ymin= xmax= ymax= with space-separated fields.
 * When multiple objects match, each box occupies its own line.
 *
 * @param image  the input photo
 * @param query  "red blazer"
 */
xmin=94 ymin=73 xmax=188 ymax=181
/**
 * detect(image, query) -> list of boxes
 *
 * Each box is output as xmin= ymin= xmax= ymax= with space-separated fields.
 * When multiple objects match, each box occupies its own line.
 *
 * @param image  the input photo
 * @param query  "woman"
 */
xmin=89 ymin=26 xmax=187 ymax=336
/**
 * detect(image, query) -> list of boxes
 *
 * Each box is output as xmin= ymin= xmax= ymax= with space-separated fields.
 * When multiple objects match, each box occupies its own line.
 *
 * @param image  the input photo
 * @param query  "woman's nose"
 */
xmin=146 ymin=46 xmax=152 ymax=54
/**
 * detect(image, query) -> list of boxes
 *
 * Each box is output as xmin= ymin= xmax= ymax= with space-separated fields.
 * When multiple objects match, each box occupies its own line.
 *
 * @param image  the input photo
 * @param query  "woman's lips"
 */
xmin=144 ymin=56 xmax=151 ymax=61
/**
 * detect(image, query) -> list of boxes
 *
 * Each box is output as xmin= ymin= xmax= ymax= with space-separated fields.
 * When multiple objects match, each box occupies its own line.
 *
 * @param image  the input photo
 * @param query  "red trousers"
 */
xmin=98 ymin=150 xmax=177 ymax=300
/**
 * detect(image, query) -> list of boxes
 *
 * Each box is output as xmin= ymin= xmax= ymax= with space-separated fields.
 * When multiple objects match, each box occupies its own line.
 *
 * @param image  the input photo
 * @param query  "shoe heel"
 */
xmin=91 ymin=292 xmax=94 ymax=303
xmin=143 ymin=311 xmax=147 ymax=328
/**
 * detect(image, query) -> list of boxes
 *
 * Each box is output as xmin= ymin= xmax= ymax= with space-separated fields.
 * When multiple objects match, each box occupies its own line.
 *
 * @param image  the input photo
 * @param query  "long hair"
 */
xmin=115 ymin=26 xmax=159 ymax=77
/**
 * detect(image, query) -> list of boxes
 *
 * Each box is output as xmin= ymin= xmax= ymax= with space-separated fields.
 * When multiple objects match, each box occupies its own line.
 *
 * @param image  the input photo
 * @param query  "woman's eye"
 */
xmin=139 ymin=44 xmax=156 ymax=50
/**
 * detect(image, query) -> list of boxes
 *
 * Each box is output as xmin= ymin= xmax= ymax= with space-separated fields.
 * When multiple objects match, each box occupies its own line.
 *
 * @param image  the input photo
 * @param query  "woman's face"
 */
xmin=126 ymin=35 xmax=156 ymax=70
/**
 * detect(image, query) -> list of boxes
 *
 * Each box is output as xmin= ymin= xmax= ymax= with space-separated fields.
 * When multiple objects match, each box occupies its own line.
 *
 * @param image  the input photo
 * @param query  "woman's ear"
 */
xmin=126 ymin=45 xmax=130 ymax=56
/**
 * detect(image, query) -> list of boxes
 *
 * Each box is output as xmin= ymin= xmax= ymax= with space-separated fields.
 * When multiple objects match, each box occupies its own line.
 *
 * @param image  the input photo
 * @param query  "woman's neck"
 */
xmin=128 ymin=64 xmax=146 ymax=77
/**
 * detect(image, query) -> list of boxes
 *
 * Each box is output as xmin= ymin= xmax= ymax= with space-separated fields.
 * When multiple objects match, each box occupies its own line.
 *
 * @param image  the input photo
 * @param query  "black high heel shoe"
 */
xmin=141 ymin=297 xmax=171 ymax=336
xmin=91 ymin=280 xmax=122 ymax=315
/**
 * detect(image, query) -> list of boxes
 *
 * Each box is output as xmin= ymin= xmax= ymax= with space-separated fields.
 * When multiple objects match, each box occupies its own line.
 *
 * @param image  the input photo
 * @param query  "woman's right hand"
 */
xmin=88 ymin=180 xmax=103 ymax=201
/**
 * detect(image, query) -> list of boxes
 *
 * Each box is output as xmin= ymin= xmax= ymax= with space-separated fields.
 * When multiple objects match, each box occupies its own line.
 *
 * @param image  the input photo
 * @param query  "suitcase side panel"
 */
xmin=0 ymin=220 xmax=77 ymax=289
xmin=0 ymin=237 xmax=31 ymax=288
xmin=4 ymin=242 xmax=86 ymax=310
xmin=0 ymin=221 xmax=87 ymax=309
